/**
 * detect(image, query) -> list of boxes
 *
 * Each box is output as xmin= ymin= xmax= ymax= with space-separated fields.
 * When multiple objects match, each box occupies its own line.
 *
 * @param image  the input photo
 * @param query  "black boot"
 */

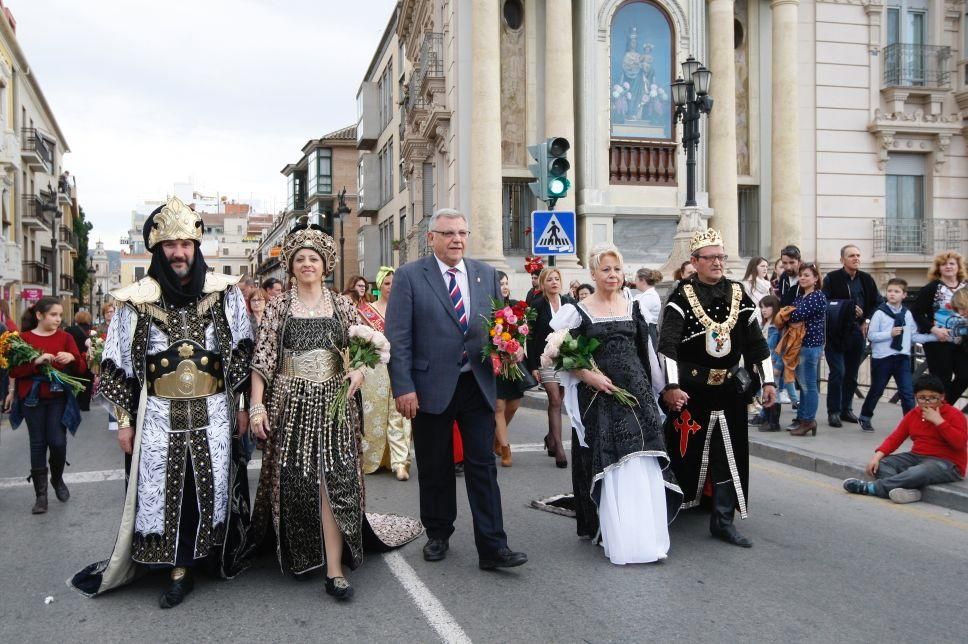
xmin=759 ymin=403 xmax=781 ymax=432
xmin=49 ymin=458 xmax=70 ymax=502
xmin=709 ymin=482 xmax=753 ymax=548
xmin=159 ymin=567 xmax=194 ymax=609
xmin=30 ymin=468 xmax=48 ymax=514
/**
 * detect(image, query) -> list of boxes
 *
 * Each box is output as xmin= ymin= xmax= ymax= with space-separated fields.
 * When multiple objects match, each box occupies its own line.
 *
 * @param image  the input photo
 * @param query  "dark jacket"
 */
xmin=525 ymin=294 xmax=576 ymax=372
xmin=778 ymin=274 xmax=801 ymax=307
xmin=822 ymin=268 xmax=881 ymax=325
xmin=912 ymin=279 xmax=956 ymax=334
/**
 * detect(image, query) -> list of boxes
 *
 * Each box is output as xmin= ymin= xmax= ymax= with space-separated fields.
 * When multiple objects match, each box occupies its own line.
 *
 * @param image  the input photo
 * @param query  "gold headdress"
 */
xmin=281 ymin=218 xmax=339 ymax=275
xmin=146 ymin=196 xmax=203 ymax=250
xmin=689 ymin=227 xmax=724 ymax=254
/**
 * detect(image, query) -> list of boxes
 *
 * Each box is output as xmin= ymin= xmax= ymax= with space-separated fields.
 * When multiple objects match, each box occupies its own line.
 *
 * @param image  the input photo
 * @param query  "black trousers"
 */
xmin=411 ymin=372 xmax=508 ymax=555
xmin=23 ymin=396 xmax=67 ymax=470
xmin=924 ymin=343 xmax=968 ymax=405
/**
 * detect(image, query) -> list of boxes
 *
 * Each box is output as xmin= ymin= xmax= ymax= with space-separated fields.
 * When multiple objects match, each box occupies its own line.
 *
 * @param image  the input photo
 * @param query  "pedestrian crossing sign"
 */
xmin=531 ymin=210 xmax=576 ymax=256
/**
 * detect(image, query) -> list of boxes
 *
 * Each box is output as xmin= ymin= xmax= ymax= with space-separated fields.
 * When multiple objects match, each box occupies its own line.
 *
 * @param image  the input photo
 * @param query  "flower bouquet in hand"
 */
xmin=327 ymin=324 xmax=391 ymax=424
xmin=481 ymin=298 xmax=536 ymax=381
xmin=540 ymin=329 xmax=638 ymax=408
xmin=88 ymin=330 xmax=105 ymax=376
xmin=0 ymin=330 xmax=89 ymax=396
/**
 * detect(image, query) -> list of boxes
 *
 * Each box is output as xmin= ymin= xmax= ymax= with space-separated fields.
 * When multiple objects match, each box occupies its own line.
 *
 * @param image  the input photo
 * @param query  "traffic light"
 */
xmin=528 ymin=137 xmax=570 ymax=206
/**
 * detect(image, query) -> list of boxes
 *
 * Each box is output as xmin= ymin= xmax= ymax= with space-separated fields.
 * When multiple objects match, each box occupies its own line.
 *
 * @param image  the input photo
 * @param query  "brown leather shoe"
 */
xmin=500 ymin=444 xmax=512 ymax=467
xmin=790 ymin=420 xmax=817 ymax=436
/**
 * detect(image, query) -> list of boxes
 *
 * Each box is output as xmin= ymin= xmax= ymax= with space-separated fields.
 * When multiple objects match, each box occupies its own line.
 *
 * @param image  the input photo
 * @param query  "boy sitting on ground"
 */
xmin=844 ymin=374 xmax=966 ymax=503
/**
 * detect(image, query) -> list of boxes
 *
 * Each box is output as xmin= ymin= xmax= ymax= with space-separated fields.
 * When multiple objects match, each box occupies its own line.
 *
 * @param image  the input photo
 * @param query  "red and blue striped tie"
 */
xmin=447 ymin=267 xmax=469 ymax=365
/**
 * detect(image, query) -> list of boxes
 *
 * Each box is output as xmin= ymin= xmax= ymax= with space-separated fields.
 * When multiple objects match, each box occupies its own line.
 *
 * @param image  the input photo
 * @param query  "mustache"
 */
xmin=169 ymin=256 xmax=193 ymax=277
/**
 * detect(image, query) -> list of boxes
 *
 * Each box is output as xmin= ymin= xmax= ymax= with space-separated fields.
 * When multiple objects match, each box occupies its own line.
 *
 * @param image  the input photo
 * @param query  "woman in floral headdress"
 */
xmin=358 ymin=266 xmax=412 ymax=480
xmin=247 ymin=221 xmax=421 ymax=601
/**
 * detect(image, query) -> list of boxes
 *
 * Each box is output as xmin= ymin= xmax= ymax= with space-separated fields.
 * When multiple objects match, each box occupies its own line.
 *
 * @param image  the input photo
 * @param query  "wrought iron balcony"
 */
xmin=60 ymin=273 xmax=74 ymax=293
xmin=59 ymin=224 xmax=76 ymax=248
xmin=405 ymin=32 xmax=444 ymax=112
xmin=21 ymin=127 xmax=52 ymax=172
xmin=22 ymin=260 xmax=50 ymax=285
xmin=873 ymin=218 xmax=967 ymax=257
xmin=21 ymin=195 xmax=51 ymax=231
xmin=882 ymin=44 xmax=951 ymax=89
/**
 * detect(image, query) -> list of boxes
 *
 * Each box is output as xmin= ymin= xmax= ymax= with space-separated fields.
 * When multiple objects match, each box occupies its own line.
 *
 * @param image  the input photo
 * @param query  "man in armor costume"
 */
xmin=71 ymin=197 xmax=254 ymax=608
xmin=658 ymin=228 xmax=776 ymax=547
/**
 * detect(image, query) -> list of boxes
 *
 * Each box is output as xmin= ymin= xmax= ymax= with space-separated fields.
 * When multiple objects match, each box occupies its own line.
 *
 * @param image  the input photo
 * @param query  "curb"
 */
xmin=520 ymin=390 xmax=968 ymax=514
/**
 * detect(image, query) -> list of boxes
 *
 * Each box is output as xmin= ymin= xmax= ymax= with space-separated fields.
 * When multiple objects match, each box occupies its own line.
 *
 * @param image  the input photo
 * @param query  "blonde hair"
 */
xmin=101 ymin=301 xmax=116 ymax=317
xmin=951 ymin=288 xmax=968 ymax=313
xmin=588 ymin=242 xmax=624 ymax=272
xmin=538 ymin=267 xmax=563 ymax=294
xmin=928 ymin=251 xmax=967 ymax=283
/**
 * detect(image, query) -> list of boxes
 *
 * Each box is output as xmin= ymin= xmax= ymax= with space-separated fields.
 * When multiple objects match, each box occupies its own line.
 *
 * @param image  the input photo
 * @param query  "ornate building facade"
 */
xmin=360 ymin=0 xmax=968 ymax=289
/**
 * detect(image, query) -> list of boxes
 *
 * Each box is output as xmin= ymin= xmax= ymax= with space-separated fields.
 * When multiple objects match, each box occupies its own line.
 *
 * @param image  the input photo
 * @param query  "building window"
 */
xmin=884 ymin=152 xmax=925 ymax=253
xmin=503 ymin=0 xmax=524 ymax=30
xmin=609 ymin=1 xmax=674 ymax=140
xmin=378 ymin=61 xmax=394 ymax=130
xmin=737 ymin=186 xmax=760 ymax=258
xmin=379 ymin=139 xmax=393 ymax=206
xmin=502 ymin=180 xmax=537 ymax=254
xmin=309 ymin=148 xmax=332 ymax=196
xmin=287 ymin=171 xmax=306 ymax=211
xmin=135 ymin=266 xmax=145 ymax=281
xmin=399 ymin=157 xmax=407 ymax=193
xmin=379 ymin=216 xmax=393 ymax=266
xmin=398 ymin=207 xmax=408 ymax=264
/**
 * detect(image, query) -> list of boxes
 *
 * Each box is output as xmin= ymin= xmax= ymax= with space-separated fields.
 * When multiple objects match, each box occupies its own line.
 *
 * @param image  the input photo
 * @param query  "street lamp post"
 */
xmin=671 ymin=56 xmax=713 ymax=208
xmin=336 ymin=187 xmax=351 ymax=288
xmin=96 ymin=285 xmax=103 ymax=325
xmin=41 ymin=183 xmax=60 ymax=297
xmin=88 ymin=258 xmax=96 ymax=313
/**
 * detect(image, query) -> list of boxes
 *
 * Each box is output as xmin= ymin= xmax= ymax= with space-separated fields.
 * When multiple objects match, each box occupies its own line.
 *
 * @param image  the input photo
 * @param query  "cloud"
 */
xmin=7 ymin=0 xmax=396 ymax=248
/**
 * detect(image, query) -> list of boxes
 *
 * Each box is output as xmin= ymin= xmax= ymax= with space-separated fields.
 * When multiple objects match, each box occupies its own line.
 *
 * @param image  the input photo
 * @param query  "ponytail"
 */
xmin=21 ymin=296 xmax=62 ymax=332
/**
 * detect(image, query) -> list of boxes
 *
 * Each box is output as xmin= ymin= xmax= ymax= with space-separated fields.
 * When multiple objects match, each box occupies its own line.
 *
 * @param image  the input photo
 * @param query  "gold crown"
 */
xmin=146 ymin=197 xmax=203 ymax=250
xmin=689 ymin=227 xmax=724 ymax=254
xmin=282 ymin=222 xmax=339 ymax=276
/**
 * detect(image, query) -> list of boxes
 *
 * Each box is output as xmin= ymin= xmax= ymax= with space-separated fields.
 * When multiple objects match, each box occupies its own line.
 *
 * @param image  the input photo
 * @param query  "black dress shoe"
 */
xmin=827 ymin=413 xmax=843 ymax=428
xmin=422 ymin=538 xmax=449 ymax=562
xmin=840 ymin=410 xmax=859 ymax=423
xmin=478 ymin=547 xmax=528 ymax=570
xmin=159 ymin=568 xmax=194 ymax=609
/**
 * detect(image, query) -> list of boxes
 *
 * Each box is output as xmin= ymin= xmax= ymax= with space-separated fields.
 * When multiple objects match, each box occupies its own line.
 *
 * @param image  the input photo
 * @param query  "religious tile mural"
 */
xmin=610 ymin=1 xmax=673 ymax=140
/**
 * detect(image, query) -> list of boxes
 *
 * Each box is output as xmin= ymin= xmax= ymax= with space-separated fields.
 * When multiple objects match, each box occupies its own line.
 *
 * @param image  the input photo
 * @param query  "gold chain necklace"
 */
xmin=683 ymin=283 xmax=742 ymax=336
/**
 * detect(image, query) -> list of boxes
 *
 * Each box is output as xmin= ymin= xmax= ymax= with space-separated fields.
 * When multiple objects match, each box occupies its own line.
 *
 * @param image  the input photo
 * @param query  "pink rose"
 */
xmin=505 ymin=314 xmax=518 ymax=325
xmin=492 ymin=336 xmax=503 ymax=346
xmin=502 ymin=306 xmax=514 ymax=318
xmin=493 ymin=323 xmax=503 ymax=334
xmin=518 ymin=324 xmax=529 ymax=336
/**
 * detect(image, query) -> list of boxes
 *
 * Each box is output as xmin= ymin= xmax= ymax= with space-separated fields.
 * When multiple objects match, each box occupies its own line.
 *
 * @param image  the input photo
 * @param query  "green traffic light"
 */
xmin=548 ymin=177 xmax=570 ymax=198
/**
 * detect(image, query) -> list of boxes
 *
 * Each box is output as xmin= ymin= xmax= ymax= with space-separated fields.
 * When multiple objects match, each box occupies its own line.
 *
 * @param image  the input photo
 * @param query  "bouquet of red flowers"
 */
xmin=481 ymin=298 xmax=536 ymax=381
xmin=524 ymin=255 xmax=544 ymax=275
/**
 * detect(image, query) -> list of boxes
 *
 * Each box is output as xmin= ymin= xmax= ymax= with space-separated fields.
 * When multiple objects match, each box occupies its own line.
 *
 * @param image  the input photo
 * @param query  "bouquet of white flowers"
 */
xmin=327 ymin=324 xmax=391 ymax=424
xmin=540 ymin=329 xmax=637 ymax=408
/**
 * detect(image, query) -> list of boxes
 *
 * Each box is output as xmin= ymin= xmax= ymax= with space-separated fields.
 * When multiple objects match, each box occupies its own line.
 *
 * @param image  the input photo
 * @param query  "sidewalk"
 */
xmin=521 ymin=388 xmax=968 ymax=513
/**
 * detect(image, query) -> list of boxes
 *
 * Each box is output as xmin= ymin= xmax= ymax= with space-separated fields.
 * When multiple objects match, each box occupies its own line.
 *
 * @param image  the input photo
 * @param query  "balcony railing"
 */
xmin=406 ymin=32 xmax=444 ymax=111
xmin=21 ymin=194 xmax=51 ymax=230
xmin=609 ymin=141 xmax=677 ymax=186
xmin=59 ymin=224 xmax=76 ymax=248
xmin=873 ymin=218 xmax=967 ymax=256
xmin=22 ymin=260 xmax=50 ymax=285
xmin=60 ymin=273 xmax=74 ymax=293
xmin=21 ymin=127 xmax=52 ymax=172
xmin=883 ymin=43 xmax=951 ymax=88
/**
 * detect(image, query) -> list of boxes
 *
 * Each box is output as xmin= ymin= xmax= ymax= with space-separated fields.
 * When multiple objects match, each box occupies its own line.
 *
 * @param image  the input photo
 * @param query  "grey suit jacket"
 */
xmin=385 ymin=254 xmax=502 ymax=415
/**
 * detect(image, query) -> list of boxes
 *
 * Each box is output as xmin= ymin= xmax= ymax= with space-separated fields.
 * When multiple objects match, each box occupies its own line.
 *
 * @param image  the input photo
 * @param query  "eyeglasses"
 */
xmin=695 ymin=254 xmax=728 ymax=263
xmin=916 ymin=395 xmax=942 ymax=403
xmin=432 ymin=230 xmax=470 ymax=239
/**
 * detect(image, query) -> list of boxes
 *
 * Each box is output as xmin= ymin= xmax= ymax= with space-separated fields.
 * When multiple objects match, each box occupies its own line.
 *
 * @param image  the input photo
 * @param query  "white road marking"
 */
xmin=0 ymin=459 xmax=266 ymax=489
xmin=383 ymin=551 xmax=472 ymax=644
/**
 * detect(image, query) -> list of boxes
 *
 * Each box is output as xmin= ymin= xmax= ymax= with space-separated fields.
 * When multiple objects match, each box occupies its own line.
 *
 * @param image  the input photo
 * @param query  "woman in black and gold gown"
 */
xmin=248 ymin=221 xmax=421 ymax=601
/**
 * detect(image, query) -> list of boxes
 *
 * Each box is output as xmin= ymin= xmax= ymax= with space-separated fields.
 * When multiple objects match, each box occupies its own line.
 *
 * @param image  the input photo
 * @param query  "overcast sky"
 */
xmin=9 ymin=0 xmax=397 ymax=250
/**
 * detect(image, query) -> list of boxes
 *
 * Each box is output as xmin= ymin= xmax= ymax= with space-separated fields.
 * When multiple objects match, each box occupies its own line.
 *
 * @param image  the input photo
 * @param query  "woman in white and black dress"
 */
xmin=551 ymin=243 xmax=682 ymax=564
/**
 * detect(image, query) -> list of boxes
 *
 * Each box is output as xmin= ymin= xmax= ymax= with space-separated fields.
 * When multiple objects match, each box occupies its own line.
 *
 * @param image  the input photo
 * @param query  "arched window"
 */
xmin=609 ymin=1 xmax=674 ymax=140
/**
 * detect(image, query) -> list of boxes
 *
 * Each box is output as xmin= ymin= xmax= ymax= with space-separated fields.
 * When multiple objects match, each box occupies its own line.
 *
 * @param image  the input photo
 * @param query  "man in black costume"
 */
xmin=71 ymin=197 xmax=254 ymax=607
xmin=658 ymin=228 xmax=776 ymax=547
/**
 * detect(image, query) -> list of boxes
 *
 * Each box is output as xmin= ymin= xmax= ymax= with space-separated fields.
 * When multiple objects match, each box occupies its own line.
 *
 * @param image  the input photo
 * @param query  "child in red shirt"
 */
xmin=843 ymin=374 xmax=966 ymax=503
xmin=8 ymin=297 xmax=85 ymax=514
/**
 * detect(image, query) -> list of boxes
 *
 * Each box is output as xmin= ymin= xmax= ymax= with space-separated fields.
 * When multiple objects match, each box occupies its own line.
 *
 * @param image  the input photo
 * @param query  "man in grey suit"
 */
xmin=386 ymin=209 xmax=528 ymax=570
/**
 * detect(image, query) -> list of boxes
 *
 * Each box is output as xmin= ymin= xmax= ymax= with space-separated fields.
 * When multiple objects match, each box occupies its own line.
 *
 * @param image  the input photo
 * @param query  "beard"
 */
xmin=170 ymin=257 xmax=193 ymax=278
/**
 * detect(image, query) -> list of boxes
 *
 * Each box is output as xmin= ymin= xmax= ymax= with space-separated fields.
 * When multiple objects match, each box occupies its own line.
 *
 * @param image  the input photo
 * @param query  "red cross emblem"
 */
xmin=673 ymin=410 xmax=702 ymax=457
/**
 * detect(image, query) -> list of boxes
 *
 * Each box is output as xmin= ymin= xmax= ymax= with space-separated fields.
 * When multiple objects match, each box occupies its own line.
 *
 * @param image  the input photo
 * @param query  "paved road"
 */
xmin=1 ymin=405 xmax=965 ymax=643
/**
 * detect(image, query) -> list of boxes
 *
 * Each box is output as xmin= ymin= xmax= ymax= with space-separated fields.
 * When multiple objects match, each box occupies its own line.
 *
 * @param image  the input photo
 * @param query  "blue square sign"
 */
xmin=531 ymin=210 xmax=576 ymax=256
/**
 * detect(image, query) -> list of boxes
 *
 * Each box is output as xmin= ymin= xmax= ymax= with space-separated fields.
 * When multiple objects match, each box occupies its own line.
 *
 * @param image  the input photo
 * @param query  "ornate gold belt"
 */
xmin=147 ymin=341 xmax=225 ymax=400
xmin=282 ymin=349 xmax=343 ymax=383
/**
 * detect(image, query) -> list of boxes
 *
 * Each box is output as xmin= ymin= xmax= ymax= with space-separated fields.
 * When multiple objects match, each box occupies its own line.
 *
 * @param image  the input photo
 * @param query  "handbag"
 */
xmin=729 ymin=365 xmax=759 ymax=403
xmin=515 ymin=367 xmax=539 ymax=393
